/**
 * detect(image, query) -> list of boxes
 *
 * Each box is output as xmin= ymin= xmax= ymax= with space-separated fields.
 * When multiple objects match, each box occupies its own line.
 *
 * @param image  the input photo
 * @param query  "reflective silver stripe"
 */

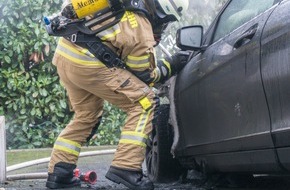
xmin=136 ymin=110 xmax=151 ymax=133
xmin=97 ymin=24 xmax=121 ymax=40
xmin=126 ymin=57 xmax=150 ymax=65
xmin=55 ymin=140 xmax=81 ymax=153
xmin=169 ymin=0 xmax=182 ymax=17
xmin=120 ymin=132 xmax=148 ymax=147
xmin=57 ymin=43 xmax=98 ymax=62
xmin=81 ymin=49 xmax=95 ymax=57
xmin=126 ymin=55 xmax=150 ymax=69
xmin=120 ymin=134 xmax=147 ymax=144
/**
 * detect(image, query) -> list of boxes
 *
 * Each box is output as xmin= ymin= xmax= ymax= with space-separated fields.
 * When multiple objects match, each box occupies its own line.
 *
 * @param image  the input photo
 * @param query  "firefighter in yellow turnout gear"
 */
xmin=46 ymin=0 xmax=189 ymax=189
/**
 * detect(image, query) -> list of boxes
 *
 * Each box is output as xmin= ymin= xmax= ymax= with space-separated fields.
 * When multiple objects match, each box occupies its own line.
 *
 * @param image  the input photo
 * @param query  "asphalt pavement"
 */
xmin=2 ymin=153 xmax=290 ymax=190
xmin=1 ymin=154 xmax=206 ymax=190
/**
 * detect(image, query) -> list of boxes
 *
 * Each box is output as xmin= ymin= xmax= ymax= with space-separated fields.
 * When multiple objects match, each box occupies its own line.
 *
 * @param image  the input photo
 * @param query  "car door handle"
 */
xmin=234 ymin=24 xmax=258 ymax=49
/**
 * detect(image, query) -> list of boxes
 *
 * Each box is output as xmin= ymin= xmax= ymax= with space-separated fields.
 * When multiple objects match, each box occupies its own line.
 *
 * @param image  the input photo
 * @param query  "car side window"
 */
xmin=213 ymin=0 xmax=275 ymax=42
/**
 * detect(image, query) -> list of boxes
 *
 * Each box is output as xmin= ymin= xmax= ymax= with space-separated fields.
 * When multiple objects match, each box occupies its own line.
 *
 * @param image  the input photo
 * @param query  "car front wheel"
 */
xmin=145 ymin=104 xmax=182 ymax=182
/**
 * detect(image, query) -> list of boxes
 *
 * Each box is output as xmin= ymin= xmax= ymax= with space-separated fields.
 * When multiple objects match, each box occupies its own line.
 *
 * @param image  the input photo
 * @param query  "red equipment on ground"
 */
xmin=74 ymin=169 xmax=97 ymax=184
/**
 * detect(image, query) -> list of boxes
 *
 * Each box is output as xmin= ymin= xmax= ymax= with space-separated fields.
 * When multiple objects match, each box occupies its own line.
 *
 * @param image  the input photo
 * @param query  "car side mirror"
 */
xmin=176 ymin=25 xmax=204 ymax=51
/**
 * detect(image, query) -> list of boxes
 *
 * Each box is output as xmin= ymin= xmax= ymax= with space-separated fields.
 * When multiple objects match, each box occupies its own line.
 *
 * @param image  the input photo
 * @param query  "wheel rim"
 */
xmin=146 ymin=132 xmax=158 ymax=179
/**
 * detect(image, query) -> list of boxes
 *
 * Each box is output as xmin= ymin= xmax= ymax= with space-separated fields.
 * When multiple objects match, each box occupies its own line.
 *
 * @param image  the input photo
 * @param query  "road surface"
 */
xmin=2 ymin=154 xmax=290 ymax=189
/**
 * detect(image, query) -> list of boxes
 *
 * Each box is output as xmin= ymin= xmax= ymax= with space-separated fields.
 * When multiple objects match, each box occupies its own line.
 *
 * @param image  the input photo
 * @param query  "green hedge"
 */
xmin=0 ymin=0 xmax=227 ymax=149
xmin=0 ymin=0 xmax=125 ymax=149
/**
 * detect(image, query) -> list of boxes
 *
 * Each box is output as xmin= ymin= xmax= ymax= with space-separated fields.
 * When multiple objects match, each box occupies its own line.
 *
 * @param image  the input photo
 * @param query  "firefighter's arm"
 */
xmin=113 ymin=12 xmax=157 ymax=84
xmin=153 ymin=51 xmax=190 ymax=84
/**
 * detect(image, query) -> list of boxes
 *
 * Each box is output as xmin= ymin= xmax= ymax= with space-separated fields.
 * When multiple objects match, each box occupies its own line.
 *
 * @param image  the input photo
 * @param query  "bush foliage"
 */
xmin=0 ymin=0 xmax=227 ymax=149
xmin=0 ymin=0 xmax=125 ymax=149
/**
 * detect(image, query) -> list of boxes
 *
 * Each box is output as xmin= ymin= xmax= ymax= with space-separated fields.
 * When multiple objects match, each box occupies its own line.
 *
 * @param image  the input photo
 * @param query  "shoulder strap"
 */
xmin=67 ymin=33 xmax=127 ymax=69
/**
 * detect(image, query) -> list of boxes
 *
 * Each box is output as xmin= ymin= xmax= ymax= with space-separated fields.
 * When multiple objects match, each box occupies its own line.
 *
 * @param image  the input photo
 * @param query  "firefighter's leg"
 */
xmin=105 ymin=91 xmax=158 ymax=190
xmin=50 ymin=63 xmax=157 ymax=189
xmin=95 ymin=68 xmax=158 ymax=190
xmin=46 ymin=65 xmax=103 ymax=189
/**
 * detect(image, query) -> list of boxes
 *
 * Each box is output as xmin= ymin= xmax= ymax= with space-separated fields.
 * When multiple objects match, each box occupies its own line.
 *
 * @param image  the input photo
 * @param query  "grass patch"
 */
xmin=7 ymin=145 xmax=116 ymax=166
xmin=7 ymin=149 xmax=52 ymax=166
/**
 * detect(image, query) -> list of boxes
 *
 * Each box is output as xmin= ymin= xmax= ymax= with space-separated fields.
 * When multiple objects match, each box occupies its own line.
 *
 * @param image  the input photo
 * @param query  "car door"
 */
xmin=175 ymin=0 xmax=279 ymax=170
xmin=261 ymin=0 xmax=290 ymax=170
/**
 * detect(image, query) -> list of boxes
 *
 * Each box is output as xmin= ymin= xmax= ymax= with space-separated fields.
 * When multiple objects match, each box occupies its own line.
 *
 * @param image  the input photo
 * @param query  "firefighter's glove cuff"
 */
xmin=131 ymin=69 xmax=154 ymax=85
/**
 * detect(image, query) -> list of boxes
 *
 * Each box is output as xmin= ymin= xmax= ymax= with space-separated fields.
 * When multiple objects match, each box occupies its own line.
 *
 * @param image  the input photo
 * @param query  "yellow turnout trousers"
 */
xmin=48 ymin=55 xmax=158 ymax=173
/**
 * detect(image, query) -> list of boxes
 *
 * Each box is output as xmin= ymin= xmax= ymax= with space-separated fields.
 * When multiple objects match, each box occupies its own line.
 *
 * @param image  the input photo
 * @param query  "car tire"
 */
xmin=145 ymin=104 xmax=182 ymax=182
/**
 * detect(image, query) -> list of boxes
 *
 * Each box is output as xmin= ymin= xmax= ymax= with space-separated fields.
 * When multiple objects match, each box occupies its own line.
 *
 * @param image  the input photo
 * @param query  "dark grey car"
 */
xmin=146 ymin=0 xmax=290 ymax=183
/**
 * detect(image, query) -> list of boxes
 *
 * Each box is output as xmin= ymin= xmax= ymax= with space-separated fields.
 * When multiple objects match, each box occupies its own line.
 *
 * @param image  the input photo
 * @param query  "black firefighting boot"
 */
xmin=105 ymin=166 xmax=154 ymax=190
xmin=46 ymin=162 xmax=81 ymax=189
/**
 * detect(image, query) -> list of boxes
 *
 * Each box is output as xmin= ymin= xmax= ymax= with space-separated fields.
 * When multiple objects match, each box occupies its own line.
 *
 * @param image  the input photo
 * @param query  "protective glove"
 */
xmin=130 ymin=69 xmax=154 ymax=85
xmin=165 ymin=51 xmax=190 ymax=75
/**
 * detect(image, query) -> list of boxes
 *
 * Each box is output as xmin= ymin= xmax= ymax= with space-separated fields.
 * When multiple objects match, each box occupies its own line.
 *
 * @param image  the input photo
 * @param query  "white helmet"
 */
xmin=155 ymin=0 xmax=189 ymax=21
